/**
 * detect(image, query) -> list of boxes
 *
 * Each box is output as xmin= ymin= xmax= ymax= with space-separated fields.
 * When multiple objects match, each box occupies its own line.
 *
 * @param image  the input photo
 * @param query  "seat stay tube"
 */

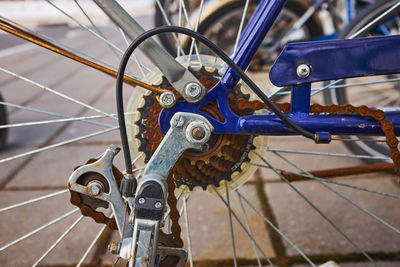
xmin=220 ymin=0 xmax=287 ymax=89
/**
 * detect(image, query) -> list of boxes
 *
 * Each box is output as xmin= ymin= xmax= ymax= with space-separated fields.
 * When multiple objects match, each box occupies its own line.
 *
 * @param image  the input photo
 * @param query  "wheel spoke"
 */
xmin=0 ymin=101 xmax=114 ymax=128
xmin=236 ymin=189 xmax=262 ymax=267
xmin=252 ymin=162 xmax=400 ymax=199
xmin=0 ymin=114 xmax=122 ymax=129
xmin=236 ymin=190 xmax=315 ymax=267
xmin=44 ymin=0 xmax=126 ymax=56
xmin=178 ymin=0 xmax=202 ymax=66
xmin=154 ymin=0 xmax=186 ymax=56
xmin=0 ymin=189 xmax=69 ymax=213
xmin=225 ymin=183 xmax=238 ymax=267
xmin=212 ymin=187 xmax=275 ymax=267
xmin=232 ymin=0 xmax=250 ymax=57
xmin=182 ymin=196 xmax=194 ymax=267
xmin=187 ymin=0 xmax=205 ymax=66
xmin=272 ymin=151 xmax=400 ymax=235
xmin=0 ymin=15 xmax=125 ymax=75
xmin=76 ymin=224 xmax=107 ymax=267
xmin=0 ymin=66 xmax=117 ymax=120
xmin=0 ymin=126 xmax=118 ymax=164
xmin=267 ymin=148 xmax=390 ymax=160
xmin=0 ymin=208 xmax=79 ymax=252
xmin=254 ymin=152 xmax=377 ymax=266
xmin=32 ymin=215 xmax=84 ymax=267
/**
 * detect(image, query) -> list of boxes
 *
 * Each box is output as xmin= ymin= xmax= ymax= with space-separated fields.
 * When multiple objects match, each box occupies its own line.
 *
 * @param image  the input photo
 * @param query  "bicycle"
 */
xmin=0 ymin=0 xmax=399 ymax=266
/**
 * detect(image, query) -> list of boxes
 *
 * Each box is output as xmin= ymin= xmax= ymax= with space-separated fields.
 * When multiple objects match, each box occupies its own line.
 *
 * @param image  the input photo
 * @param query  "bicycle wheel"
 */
xmin=0 ymin=1 xmax=399 ymax=266
xmin=323 ymin=0 xmax=400 ymax=161
xmin=0 ymin=93 xmax=7 ymax=151
xmin=154 ymin=0 xmax=199 ymax=56
xmin=193 ymin=0 xmax=322 ymax=70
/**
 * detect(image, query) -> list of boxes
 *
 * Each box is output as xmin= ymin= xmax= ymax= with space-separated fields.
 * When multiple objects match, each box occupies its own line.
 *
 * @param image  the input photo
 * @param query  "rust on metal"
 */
xmin=0 ymin=19 xmax=166 ymax=94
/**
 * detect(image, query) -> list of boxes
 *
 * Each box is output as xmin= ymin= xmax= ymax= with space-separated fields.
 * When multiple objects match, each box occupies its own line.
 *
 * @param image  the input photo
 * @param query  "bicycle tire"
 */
xmin=323 ymin=0 xmax=400 ymax=161
xmin=0 ymin=93 xmax=7 ymax=151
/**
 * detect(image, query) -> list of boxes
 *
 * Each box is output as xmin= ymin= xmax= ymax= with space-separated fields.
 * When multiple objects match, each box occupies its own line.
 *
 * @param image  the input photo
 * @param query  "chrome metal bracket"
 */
xmin=138 ymin=112 xmax=214 ymax=198
xmin=68 ymin=145 xmax=132 ymax=237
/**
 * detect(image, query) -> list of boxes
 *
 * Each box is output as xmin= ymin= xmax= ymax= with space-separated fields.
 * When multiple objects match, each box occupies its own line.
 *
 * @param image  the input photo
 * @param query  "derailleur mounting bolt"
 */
xmin=108 ymin=241 xmax=121 ymax=255
xmin=87 ymin=181 xmax=102 ymax=196
xmin=185 ymin=82 xmax=203 ymax=100
xmin=159 ymin=91 xmax=176 ymax=109
xmin=138 ymin=197 xmax=146 ymax=205
xmin=296 ymin=64 xmax=311 ymax=78
xmin=154 ymin=201 xmax=162 ymax=209
xmin=192 ymin=127 xmax=206 ymax=140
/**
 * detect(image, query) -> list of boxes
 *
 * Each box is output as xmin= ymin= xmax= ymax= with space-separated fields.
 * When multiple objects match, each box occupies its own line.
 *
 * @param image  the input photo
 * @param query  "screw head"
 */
xmin=172 ymin=115 xmax=185 ymax=128
xmin=159 ymin=91 xmax=176 ymax=108
xmin=87 ymin=181 xmax=102 ymax=196
xmin=296 ymin=64 xmax=311 ymax=78
xmin=138 ymin=197 xmax=146 ymax=205
xmin=184 ymin=82 xmax=202 ymax=99
xmin=192 ymin=127 xmax=206 ymax=140
xmin=154 ymin=201 xmax=162 ymax=209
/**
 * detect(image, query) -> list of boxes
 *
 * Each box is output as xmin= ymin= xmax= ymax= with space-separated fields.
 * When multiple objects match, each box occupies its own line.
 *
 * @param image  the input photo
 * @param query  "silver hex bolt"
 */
xmin=296 ymin=64 xmax=311 ymax=78
xmin=184 ymin=82 xmax=203 ymax=100
xmin=154 ymin=202 xmax=162 ymax=209
xmin=87 ymin=181 xmax=102 ymax=196
xmin=159 ymin=91 xmax=176 ymax=109
xmin=138 ymin=197 xmax=146 ymax=205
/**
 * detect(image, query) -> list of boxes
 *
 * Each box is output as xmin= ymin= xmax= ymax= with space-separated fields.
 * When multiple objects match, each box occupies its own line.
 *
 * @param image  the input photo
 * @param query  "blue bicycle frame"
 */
xmin=160 ymin=0 xmax=400 ymax=139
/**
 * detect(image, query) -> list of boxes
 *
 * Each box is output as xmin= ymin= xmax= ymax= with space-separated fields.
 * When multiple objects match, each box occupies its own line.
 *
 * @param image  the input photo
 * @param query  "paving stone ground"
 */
xmin=0 ymin=6 xmax=399 ymax=267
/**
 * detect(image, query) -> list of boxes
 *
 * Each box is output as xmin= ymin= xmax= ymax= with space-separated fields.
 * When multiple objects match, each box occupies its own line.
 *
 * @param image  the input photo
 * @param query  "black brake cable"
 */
xmin=116 ymin=26 xmax=317 ymax=175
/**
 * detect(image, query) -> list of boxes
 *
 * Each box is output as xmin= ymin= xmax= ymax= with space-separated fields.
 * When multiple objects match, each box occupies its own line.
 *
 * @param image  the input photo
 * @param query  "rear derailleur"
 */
xmin=67 ymin=112 xmax=213 ymax=266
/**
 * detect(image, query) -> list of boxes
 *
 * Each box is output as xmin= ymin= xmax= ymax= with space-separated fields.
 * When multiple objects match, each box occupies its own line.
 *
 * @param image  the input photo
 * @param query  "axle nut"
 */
xmin=87 ymin=181 xmax=102 ymax=196
xmin=192 ymin=127 xmax=206 ymax=140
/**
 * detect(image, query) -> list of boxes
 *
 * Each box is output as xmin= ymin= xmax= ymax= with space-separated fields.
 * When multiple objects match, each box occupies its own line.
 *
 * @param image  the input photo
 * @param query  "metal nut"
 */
xmin=296 ymin=64 xmax=311 ymax=78
xmin=192 ymin=127 xmax=206 ymax=140
xmin=159 ymin=91 xmax=176 ymax=109
xmin=138 ymin=197 xmax=146 ymax=204
xmin=108 ymin=241 xmax=121 ymax=255
xmin=184 ymin=82 xmax=202 ymax=99
xmin=154 ymin=201 xmax=162 ymax=209
xmin=87 ymin=181 xmax=102 ymax=196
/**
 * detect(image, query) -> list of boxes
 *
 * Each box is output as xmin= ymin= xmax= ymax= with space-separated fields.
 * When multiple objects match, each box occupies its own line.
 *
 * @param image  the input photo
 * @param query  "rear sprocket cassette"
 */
xmin=127 ymin=55 xmax=267 ymax=192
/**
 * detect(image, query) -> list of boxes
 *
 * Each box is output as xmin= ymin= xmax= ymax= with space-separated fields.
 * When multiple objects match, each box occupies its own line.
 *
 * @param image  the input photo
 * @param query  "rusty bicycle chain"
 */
xmin=70 ymin=99 xmax=400 ymax=250
xmin=167 ymin=172 xmax=184 ymax=246
xmin=236 ymin=99 xmax=400 ymax=175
